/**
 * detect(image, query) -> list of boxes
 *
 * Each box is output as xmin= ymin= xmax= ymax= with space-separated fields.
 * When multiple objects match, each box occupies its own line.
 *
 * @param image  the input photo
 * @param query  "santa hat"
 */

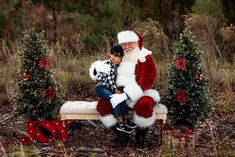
xmin=117 ymin=30 xmax=143 ymax=50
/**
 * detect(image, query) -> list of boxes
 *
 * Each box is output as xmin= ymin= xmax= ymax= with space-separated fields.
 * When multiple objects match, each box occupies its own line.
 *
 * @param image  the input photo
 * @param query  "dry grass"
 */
xmin=201 ymin=55 xmax=234 ymax=115
xmin=0 ymin=37 xmax=234 ymax=156
xmin=154 ymin=59 xmax=171 ymax=94
xmin=0 ymin=38 xmax=233 ymax=111
xmin=48 ymin=43 xmax=108 ymax=101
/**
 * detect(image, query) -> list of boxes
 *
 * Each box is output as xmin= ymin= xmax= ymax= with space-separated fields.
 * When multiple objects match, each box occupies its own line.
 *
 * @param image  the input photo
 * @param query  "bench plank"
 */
xmin=60 ymin=101 xmax=167 ymax=123
xmin=61 ymin=114 xmax=100 ymax=120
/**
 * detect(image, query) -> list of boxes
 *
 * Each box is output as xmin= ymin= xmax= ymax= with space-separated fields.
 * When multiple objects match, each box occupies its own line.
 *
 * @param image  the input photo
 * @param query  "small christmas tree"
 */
xmin=15 ymin=28 xmax=64 ymax=121
xmin=161 ymin=26 xmax=211 ymax=128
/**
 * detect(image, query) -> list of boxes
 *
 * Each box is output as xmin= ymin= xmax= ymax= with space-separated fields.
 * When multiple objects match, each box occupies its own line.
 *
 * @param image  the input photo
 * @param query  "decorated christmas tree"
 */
xmin=161 ymin=26 xmax=212 ymax=128
xmin=14 ymin=28 xmax=64 ymax=121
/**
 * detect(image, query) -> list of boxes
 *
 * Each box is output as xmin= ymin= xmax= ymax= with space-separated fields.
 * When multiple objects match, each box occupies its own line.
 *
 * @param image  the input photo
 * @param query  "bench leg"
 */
xmin=157 ymin=120 xmax=163 ymax=146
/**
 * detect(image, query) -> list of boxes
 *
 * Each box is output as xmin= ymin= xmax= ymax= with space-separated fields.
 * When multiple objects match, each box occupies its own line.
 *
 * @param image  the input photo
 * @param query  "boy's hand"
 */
xmin=115 ymin=89 xmax=122 ymax=94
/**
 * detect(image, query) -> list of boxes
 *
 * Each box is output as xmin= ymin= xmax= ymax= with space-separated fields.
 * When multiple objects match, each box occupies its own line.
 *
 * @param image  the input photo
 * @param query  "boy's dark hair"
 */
xmin=110 ymin=44 xmax=124 ymax=57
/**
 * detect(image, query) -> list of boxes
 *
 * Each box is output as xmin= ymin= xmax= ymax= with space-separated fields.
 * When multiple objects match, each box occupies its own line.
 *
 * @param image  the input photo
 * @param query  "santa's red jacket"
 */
xmin=89 ymin=47 xmax=160 ymax=128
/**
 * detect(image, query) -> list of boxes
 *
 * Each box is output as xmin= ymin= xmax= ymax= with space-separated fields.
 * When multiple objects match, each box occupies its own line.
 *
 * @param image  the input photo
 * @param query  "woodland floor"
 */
xmin=0 ymin=98 xmax=235 ymax=157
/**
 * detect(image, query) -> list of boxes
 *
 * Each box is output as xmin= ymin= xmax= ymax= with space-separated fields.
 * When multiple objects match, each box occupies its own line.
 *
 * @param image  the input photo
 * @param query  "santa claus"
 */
xmin=89 ymin=30 xmax=160 ymax=148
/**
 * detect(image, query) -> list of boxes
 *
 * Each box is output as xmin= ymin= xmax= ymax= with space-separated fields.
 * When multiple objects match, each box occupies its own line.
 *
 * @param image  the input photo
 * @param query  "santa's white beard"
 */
xmin=122 ymin=47 xmax=140 ymax=63
xmin=116 ymin=46 xmax=140 ymax=87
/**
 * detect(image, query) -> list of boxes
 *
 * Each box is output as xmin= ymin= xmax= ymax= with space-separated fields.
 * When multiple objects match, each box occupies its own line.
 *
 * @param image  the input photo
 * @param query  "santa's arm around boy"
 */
xmin=89 ymin=30 xmax=160 ymax=148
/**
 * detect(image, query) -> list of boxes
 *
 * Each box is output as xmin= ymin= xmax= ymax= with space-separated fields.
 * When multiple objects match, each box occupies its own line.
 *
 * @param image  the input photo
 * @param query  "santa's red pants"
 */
xmin=96 ymin=96 xmax=156 ymax=128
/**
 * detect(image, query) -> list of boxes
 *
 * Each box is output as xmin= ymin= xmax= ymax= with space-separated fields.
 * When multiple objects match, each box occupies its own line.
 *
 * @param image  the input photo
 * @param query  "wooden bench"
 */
xmin=59 ymin=101 xmax=168 ymax=123
xmin=59 ymin=101 xmax=168 ymax=145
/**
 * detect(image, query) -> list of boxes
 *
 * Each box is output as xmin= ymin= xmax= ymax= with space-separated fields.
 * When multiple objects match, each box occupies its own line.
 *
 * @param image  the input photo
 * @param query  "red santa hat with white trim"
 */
xmin=117 ymin=30 xmax=143 ymax=50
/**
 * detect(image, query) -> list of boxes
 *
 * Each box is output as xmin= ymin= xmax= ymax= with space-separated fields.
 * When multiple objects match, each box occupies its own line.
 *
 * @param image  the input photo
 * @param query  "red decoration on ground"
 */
xmin=175 ymin=58 xmax=187 ymax=70
xmin=45 ymin=87 xmax=56 ymax=100
xmin=38 ymin=56 xmax=51 ymax=68
xmin=176 ymin=91 xmax=187 ymax=104
xmin=20 ymin=121 xmax=39 ymax=145
xmin=34 ymin=121 xmax=57 ymax=143
xmin=51 ymin=120 xmax=68 ymax=141
xmin=20 ymin=120 xmax=70 ymax=144
xmin=162 ymin=124 xmax=195 ymax=149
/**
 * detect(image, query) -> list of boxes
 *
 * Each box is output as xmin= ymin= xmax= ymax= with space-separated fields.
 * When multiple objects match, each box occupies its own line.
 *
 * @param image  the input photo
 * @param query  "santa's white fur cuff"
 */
xmin=89 ymin=60 xmax=101 ymax=80
xmin=133 ymin=112 xmax=156 ymax=128
xmin=144 ymin=89 xmax=160 ymax=103
xmin=100 ymin=114 xmax=117 ymax=128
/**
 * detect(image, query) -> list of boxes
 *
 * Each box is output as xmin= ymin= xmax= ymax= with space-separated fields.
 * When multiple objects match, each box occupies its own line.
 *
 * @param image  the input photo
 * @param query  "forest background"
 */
xmin=0 ymin=0 xmax=234 ymax=156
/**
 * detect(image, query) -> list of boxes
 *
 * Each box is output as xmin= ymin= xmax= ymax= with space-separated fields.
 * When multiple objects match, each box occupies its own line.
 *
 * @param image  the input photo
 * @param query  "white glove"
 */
xmin=96 ymin=61 xmax=111 ymax=74
xmin=110 ymin=93 xmax=128 ymax=108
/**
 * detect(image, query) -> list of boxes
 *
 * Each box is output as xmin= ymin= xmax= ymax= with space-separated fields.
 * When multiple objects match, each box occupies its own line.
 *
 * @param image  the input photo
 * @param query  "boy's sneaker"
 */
xmin=116 ymin=124 xmax=134 ymax=134
xmin=125 ymin=120 xmax=137 ymax=129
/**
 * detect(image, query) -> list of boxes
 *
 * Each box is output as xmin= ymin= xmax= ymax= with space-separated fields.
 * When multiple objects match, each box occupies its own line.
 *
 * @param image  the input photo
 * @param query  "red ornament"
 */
xmin=175 ymin=58 xmax=187 ymax=70
xmin=23 ymin=73 xmax=31 ymax=81
xmin=176 ymin=91 xmax=187 ymax=104
xmin=45 ymin=87 xmax=56 ymax=100
xmin=38 ymin=56 xmax=51 ymax=68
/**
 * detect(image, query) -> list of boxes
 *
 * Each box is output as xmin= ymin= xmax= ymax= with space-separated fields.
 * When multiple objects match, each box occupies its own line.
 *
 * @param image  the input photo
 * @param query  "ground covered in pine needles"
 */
xmin=0 ymin=101 xmax=235 ymax=157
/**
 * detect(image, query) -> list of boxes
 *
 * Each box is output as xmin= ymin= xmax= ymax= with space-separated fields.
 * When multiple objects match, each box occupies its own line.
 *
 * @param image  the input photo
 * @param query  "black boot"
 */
xmin=111 ymin=126 xmax=129 ymax=150
xmin=135 ymin=128 xmax=149 ymax=149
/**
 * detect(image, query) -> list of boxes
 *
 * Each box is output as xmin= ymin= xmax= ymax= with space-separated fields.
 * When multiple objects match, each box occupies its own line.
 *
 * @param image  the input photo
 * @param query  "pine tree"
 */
xmin=161 ymin=26 xmax=212 ymax=128
xmin=14 ymin=28 xmax=64 ymax=121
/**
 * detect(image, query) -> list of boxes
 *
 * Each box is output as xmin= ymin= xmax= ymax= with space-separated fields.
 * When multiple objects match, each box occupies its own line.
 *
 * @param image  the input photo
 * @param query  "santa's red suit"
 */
xmin=89 ymin=30 xmax=160 ymax=129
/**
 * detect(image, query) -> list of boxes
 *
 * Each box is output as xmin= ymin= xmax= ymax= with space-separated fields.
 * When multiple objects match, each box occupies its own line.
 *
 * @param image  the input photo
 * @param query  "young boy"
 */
xmin=95 ymin=44 xmax=135 ymax=134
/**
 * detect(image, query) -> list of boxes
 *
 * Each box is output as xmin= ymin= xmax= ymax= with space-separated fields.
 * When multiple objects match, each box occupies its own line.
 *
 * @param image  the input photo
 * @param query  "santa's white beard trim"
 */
xmin=100 ymin=114 xmax=117 ymax=128
xmin=133 ymin=112 xmax=156 ymax=128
